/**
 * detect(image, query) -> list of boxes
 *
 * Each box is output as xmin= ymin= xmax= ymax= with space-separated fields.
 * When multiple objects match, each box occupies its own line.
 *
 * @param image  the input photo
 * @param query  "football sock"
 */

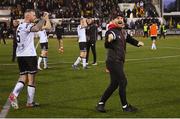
xmin=43 ymin=56 xmax=48 ymax=68
xmin=154 ymin=44 xmax=156 ymax=49
xmin=38 ymin=56 xmax=43 ymax=68
xmin=12 ymin=81 xmax=25 ymax=97
xmin=152 ymin=43 xmax=156 ymax=49
xmin=151 ymin=43 xmax=154 ymax=49
xmin=82 ymin=58 xmax=86 ymax=68
xmin=27 ymin=85 xmax=35 ymax=104
xmin=74 ymin=57 xmax=81 ymax=66
xmin=151 ymin=44 xmax=153 ymax=49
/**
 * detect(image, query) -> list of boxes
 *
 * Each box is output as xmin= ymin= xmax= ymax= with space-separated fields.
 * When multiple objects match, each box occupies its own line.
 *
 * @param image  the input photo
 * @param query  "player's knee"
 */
xmin=44 ymin=51 xmax=48 ymax=56
xmin=41 ymin=50 xmax=47 ymax=57
xmin=19 ymin=75 xmax=28 ymax=83
xmin=28 ymin=79 xmax=35 ymax=86
xmin=80 ymin=52 xmax=83 ymax=57
xmin=80 ymin=54 xmax=84 ymax=58
xmin=80 ymin=52 xmax=86 ymax=58
xmin=46 ymin=52 xmax=48 ymax=56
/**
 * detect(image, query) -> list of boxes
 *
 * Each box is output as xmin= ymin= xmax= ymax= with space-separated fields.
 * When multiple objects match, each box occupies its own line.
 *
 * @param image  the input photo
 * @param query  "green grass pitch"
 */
xmin=0 ymin=36 xmax=180 ymax=118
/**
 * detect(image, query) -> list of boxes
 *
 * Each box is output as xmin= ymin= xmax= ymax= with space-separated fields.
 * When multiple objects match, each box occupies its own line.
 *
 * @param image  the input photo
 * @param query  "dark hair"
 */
xmin=110 ymin=11 xmax=124 ymax=20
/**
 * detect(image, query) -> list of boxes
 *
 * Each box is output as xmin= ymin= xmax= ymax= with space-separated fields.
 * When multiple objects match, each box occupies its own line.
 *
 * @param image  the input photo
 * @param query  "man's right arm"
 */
xmin=106 ymin=30 xmax=116 ymax=42
xmin=30 ymin=19 xmax=46 ymax=32
xmin=104 ymin=31 xmax=116 ymax=49
xmin=107 ymin=34 xmax=114 ymax=42
xmin=31 ymin=12 xmax=49 ymax=32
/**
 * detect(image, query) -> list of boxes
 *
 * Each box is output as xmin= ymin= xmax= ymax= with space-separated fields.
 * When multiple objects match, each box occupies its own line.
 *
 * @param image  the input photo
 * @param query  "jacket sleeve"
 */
xmin=93 ymin=25 xmax=98 ymax=41
xmin=104 ymin=30 xmax=115 ymax=49
xmin=126 ymin=34 xmax=139 ymax=47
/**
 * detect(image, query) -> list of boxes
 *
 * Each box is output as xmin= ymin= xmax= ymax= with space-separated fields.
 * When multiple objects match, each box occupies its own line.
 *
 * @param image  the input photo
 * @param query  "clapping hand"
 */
xmin=137 ymin=41 xmax=144 ymax=47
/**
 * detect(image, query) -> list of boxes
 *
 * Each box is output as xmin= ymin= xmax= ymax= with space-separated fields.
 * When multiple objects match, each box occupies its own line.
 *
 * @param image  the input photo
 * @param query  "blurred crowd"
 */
xmin=0 ymin=0 xmax=179 ymax=39
xmin=128 ymin=18 xmax=160 ymax=29
xmin=0 ymin=0 xmax=158 ymax=19
xmin=1 ymin=0 xmax=81 ymax=19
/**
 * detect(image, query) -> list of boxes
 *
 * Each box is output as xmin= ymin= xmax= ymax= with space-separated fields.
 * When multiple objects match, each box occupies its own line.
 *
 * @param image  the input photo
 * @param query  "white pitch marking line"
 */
xmin=159 ymin=47 xmax=180 ymax=50
xmin=146 ymin=46 xmax=180 ymax=50
xmin=0 ymin=54 xmax=180 ymax=66
xmin=0 ymin=99 xmax=10 ymax=118
xmin=0 ymin=46 xmax=180 ymax=66
xmin=126 ymin=55 xmax=180 ymax=61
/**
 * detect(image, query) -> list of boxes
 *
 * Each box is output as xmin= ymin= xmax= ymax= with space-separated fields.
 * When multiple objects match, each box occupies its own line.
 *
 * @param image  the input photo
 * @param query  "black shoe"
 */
xmin=96 ymin=103 xmax=106 ymax=113
xmin=122 ymin=104 xmax=138 ymax=112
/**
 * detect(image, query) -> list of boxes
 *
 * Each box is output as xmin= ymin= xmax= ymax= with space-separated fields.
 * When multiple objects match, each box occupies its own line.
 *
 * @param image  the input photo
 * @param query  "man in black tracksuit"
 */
xmin=55 ymin=20 xmax=64 ymax=53
xmin=12 ymin=20 xmax=19 ymax=62
xmin=86 ymin=18 xmax=98 ymax=65
xmin=0 ymin=23 xmax=6 ymax=44
xmin=96 ymin=12 xmax=144 ymax=113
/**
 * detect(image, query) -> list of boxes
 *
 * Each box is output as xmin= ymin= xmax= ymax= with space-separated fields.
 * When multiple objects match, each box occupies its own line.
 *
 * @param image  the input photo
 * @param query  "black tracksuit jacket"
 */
xmin=105 ymin=27 xmax=139 ymax=63
xmin=86 ymin=24 xmax=98 ymax=43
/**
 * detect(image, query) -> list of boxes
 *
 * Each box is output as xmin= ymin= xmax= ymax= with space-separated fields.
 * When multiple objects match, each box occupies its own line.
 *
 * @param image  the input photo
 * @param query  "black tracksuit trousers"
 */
xmin=100 ymin=61 xmax=128 ymax=106
xmin=0 ymin=35 xmax=6 ymax=44
xmin=86 ymin=42 xmax=97 ymax=63
xmin=12 ymin=41 xmax=17 ymax=62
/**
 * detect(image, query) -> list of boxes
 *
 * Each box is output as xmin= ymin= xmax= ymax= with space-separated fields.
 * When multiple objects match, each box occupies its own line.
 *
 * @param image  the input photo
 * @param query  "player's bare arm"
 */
xmin=42 ymin=12 xmax=51 ymax=30
xmin=31 ymin=19 xmax=46 ymax=32
xmin=42 ymin=19 xmax=51 ymax=30
xmin=31 ymin=12 xmax=49 ymax=32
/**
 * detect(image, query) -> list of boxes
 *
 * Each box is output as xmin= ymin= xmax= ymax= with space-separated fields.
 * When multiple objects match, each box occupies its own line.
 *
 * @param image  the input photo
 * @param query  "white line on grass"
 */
xmin=126 ymin=55 xmax=180 ymax=61
xmin=151 ymin=46 xmax=180 ymax=50
xmin=0 ymin=99 xmax=10 ymax=118
xmin=1 ymin=54 xmax=180 ymax=66
xmin=0 ymin=46 xmax=180 ymax=66
xmin=143 ymin=46 xmax=180 ymax=50
xmin=47 ymin=54 xmax=180 ymax=65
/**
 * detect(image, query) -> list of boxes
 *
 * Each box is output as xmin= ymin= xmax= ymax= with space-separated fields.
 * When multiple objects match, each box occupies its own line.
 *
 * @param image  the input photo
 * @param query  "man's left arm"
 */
xmin=126 ymin=34 xmax=144 ymax=47
xmin=42 ymin=18 xmax=51 ymax=30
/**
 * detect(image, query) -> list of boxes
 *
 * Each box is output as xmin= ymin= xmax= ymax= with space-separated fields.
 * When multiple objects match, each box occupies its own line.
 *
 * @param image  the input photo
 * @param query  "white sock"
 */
xmin=122 ymin=104 xmax=128 ymax=108
xmin=12 ymin=81 xmax=25 ymax=97
xmin=74 ymin=57 xmax=81 ymax=66
xmin=27 ymin=85 xmax=35 ymax=104
xmin=151 ymin=43 xmax=154 ymax=49
xmin=43 ymin=57 xmax=48 ymax=68
xmin=151 ymin=44 xmax=153 ymax=49
xmin=152 ymin=43 xmax=156 ymax=49
xmin=154 ymin=44 xmax=156 ymax=49
xmin=82 ymin=58 xmax=86 ymax=68
xmin=38 ymin=56 xmax=43 ymax=68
